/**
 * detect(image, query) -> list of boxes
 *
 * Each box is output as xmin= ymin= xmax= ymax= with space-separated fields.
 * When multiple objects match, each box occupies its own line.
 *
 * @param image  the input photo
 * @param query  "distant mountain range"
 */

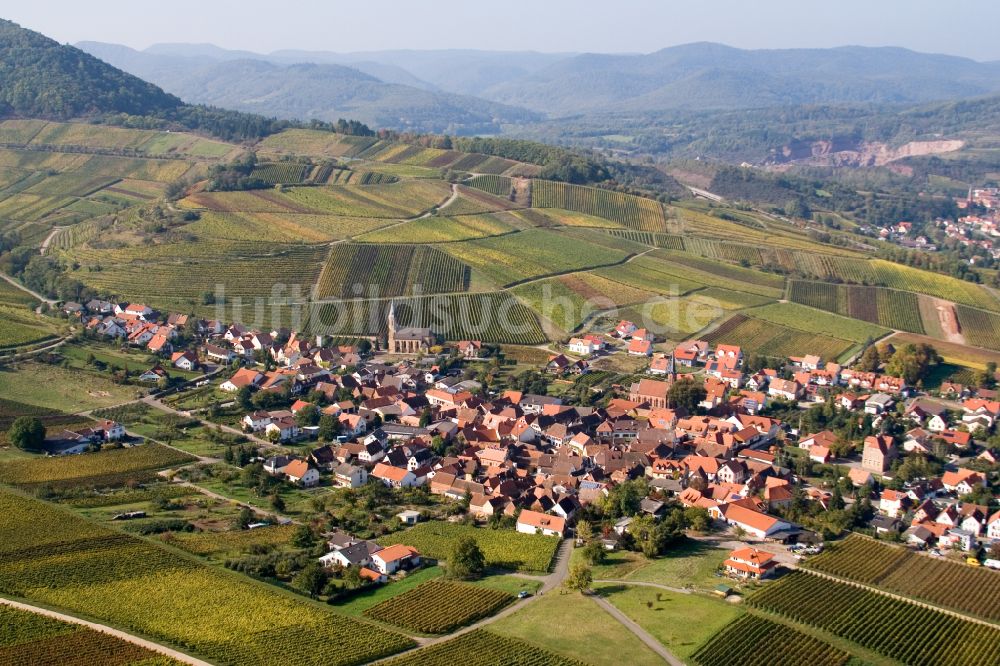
xmin=79 ymin=40 xmax=1000 ymax=122
xmin=77 ymin=42 xmax=543 ymax=134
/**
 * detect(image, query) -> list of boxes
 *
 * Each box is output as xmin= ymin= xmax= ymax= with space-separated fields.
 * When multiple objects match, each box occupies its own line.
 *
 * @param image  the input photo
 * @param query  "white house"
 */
xmin=370 ymin=544 xmax=421 ymax=575
xmin=516 ymin=509 xmax=566 ymax=537
xmin=333 ymin=463 xmax=367 ymax=488
xmin=283 ymin=460 xmax=319 ymax=487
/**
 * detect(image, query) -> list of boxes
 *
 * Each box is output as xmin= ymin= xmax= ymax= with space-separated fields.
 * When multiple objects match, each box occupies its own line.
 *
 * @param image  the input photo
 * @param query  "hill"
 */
xmin=76 ymin=42 xmax=542 ymax=134
xmin=483 ymin=42 xmax=1000 ymax=115
xmin=0 ymin=19 xmax=181 ymax=119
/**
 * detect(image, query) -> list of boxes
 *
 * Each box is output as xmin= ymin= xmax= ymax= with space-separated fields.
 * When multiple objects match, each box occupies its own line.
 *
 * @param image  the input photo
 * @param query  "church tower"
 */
xmin=387 ymin=301 xmax=397 ymax=353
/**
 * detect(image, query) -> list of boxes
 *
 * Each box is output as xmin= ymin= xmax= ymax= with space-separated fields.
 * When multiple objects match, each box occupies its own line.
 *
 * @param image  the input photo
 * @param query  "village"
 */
xmin=37 ymin=293 xmax=998 ymax=596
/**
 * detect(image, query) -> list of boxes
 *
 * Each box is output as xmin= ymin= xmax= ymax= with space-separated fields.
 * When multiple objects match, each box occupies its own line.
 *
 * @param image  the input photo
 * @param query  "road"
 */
xmin=141 ymin=395 xmax=275 ymax=449
xmin=590 ymin=594 xmax=684 ymax=666
xmin=0 ymin=271 xmax=56 ymax=311
xmin=0 ymin=597 xmax=213 ymax=666
xmin=39 ymin=226 xmax=65 ymax=255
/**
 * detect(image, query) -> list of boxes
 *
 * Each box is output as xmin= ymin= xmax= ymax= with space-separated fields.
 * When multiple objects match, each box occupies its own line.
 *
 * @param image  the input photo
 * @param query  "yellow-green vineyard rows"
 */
xmin=0 ymin=491 xmax=414 ymax=666
xmin=954 ymin=305 xmax=1000 ymax=351
xmin=788 ymin=280 xmax=926 ymax=333
xmin=0 ymin=604 xmax=184 ymax=666
xmin=803 ymin=534 xmax=1000 ymax=622
xmin=316 ymin=244 xmax=471 ymax=298
xmin=0 ymin=444 xmax=196 ymax=490
xmin=363 ymin=581 xmax=513 ymax=634
xmin=747 ymin=571 xmax=1000 ymax=666
xmin=310 ymin=293 xmax=547 ymax=345
xmin=703 ymin=313 xmax=856 ymax=361
xmin=531 ymin=180 xmax=668 ymax=232
xmin=378 ymin=523 xmax=559 ymax=573
xmin=381 ymin=629 xmax=585 ymax=666
xmin=357 ymin=212 xmax=521 ymax=244
xmin=691 ymin=614 xmax=849 ymax=666
xmin=467 ymin=175 xmax=513 ymax=198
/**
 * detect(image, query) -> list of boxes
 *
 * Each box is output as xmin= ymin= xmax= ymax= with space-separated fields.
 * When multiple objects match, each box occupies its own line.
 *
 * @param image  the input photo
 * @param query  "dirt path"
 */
xmin=929 ymin=296 xmax=965 ymax=344
xmin=0 ymin=597 xmax=213 ymax=666
xmin=512 ymin=178 xmax=531 ymax=207
xmin=39 ymin=226 xmax=66 ymax=255
xmin=593 ymin=579 xmax=692 ymax=595
xmin=0 ymin=271 xmax=56 ymax=310
xmin=590 ymin=594 xmax=684 ymax=665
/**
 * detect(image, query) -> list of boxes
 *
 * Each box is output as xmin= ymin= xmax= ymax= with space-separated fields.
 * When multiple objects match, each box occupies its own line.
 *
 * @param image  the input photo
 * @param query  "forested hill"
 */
xmin=0 ymin=19 xmax=181 ymax=119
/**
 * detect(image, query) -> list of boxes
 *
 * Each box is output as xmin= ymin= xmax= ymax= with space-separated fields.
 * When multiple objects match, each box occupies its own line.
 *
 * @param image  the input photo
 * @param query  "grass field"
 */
xmin=377 ymin=522 xmax=560 ymax=573
xmin=887 ymin=332 xmax=1000 ymax=370
xmin=165 ymin=524 xmax=296 ymax=558
xmin=0 ymin=490 xmax=413 ymax=666
xmin=0 ymin=363 xmax=139 ymax=412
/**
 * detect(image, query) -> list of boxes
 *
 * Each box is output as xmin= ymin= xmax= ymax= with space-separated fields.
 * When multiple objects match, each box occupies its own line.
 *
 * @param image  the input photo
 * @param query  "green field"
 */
xmin=0 ymin=490 xmax=414 ymax=666
xmin=0 ymin=363 xmax=139 ymax=412
xmin=363 ymin=581 xmax=512 ymax=634
xmin=703 ymin=313 xmax=856 ymax=361
xmin=531 ymin=180 xmax=667 ymax=232
xmin=0 ymin=444 xmax=196 ymax=490
xmin=316 ymin=244 xmax=472 ymax=298
xmin=955 ymin=305 xmax=1000 ymax=351
xmin=746 ymin=302 xmax=889 ymax=344
xmin=377 ymin=522 xmax=560 ymax=573
xmin=357 ymin=212 xmax=521 ymax=244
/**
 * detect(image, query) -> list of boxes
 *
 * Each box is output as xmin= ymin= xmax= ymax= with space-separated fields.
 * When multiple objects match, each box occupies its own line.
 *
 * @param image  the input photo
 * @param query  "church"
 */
xmin=386 ymin=302 xmax=435 ymax=355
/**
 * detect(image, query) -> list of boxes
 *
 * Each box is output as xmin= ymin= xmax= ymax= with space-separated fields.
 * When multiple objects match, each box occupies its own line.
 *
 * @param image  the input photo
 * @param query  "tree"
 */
xmin=418 ymin=408 xmax=432 ymax=427
xmin=8 ymin=416 xmax=44 ymax=452
xmin=447 ymin=536 xmax=485 ymax=580
xmin=296 ymin=404 xmax=319 ymax=428
xmin=581 ymin=541 xmax=607 ymax=565
xmin=884 ymin=343 xmax=941 ymax=385
xmin=270 ymin=493 xmax=286 ymax=512
xmin=564 ymin=563 xmax=593 ymax=593
xmin=317 ymin=414 xmax=340 ymax=441
xmin=236 ymin=385 xmax=253 ymax=411
xmin=234 ymin=506 xmax=254 ymax=529
xmin=292 ymin=524 xmax=315 ymax=548
xmin=667 ymin=377 xmax=707 ymax=412
xmin=293 ymin=562 xmax=329 ymax=599
xmin=601 ymin=478 xmax=647 ymax=518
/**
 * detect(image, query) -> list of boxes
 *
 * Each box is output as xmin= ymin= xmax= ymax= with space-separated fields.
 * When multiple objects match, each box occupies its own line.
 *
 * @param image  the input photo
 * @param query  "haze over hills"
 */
xmin=77 ymin=41 xmax=543 ymax=134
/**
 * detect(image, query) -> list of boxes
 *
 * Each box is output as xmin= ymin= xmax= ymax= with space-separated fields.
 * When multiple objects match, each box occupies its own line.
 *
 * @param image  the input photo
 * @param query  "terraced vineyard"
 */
xmin=364 ymin=581 xmax=513 ymax=634
xmin=442 ymin=229 xmax=630 ymax=287
xmin=378 ymin=523 xmax=559 ymax=573
xmin=0 ymin=444 xmax=196 ymax=490
xmin=748 ymin=572 xmax=999 ymax=666
xmin=311 ymin=292 xmax=547 ymax=345
xmin=703 ymin=313 xmax=856 ymax=361
xmin=0 ymin=604 xmax=185 ymax=666
xmin=382 ymin=630 xmax=584 ymax=666
xmin=691 ymin=614 xmax=848 ymax=666
xmin=0 ymin=490 xmax=414 ymax=666
xmin=531 ymin=180 xmax=667 ymax=232
xmin=788 ymin=281 xmax=927 ymax=333
xmin=316 ymin=244 xmax=472 ymax=298
xmin=955 ymin=305 xmax=1000 ymax=351
xmin=804 ymin=534 xmax=1000 ymax=622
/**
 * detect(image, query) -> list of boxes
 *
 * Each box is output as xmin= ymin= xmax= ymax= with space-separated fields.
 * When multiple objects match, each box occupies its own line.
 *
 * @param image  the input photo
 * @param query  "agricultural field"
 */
xmin=316 ymin=244 xmax=472 ymax=298
xmin=441 ymin=229 xmax=630 ymax=287
xmin=437 ymin=185 xmax=517 ymax=215
xmin=691 ymin=614 xmax=849 ymax=666
xmin=23 ymin=122 xmax=236 ymax=159
xmin=654 ymin=250 xmax=787 ymax=293
xmin=804 ymin=534 xmax=1000 ymax=622
xmin=0 ymin=444 xmax=197 ymax=491
xmin=258 ymin=129 xmax=380 ymax=157
xmin=955 ymin=305 xmax=1000 ymax=351
xmin=593 ymin=257 xmax=704 ymax=297
xmin=249 ymin=162 xmax=308 ymax=185
xmin=747 ymin=571 xmax=999 ymax=666
xmin=746 ymin=302 xmax=889 ymax=344
xmin=363 ymin=581 xmax=513 ymax=634
xmin=381 ymin=630 xmax=585 ymax=666
xmin=887 ymin=332 xmax=1000 ymax=370
xmin=0 ymin=362 xmax=140 ymax=412
xmin=377 ymin=522 xmax=560 ymax=573
xmin=0 ymin=490 xmax=414 ymax=666
xmin=310 ymin=292 xmax=547 ymax=345
xmin=788 ymin=281 xmax=927 ymax=333
xmin=0 ymin=306 xmax=60 ymax=350
xmin=165 ymin=524 xmax=296 ymax=558
xmin=0 ymin=603 xmax=185 ymax=666
xmin=188 ymin=210 xmax=400 ymax=243
xmin=531 ymin=180 xmax=668 ymax=232
xmin=466 ymin=175 xmax=513 ymax=198
xmin=703 ymin=314 xmax=856 ymax=362
xmin=357 ymin=212 xmax=520 ymax=244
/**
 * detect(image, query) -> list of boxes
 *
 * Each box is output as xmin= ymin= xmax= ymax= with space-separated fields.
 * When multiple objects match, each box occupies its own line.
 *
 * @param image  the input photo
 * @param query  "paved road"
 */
xmin=0 ymin=597 xmax=213 ymax=666
xmin=590 ymin=594 xmax=683 ymax=665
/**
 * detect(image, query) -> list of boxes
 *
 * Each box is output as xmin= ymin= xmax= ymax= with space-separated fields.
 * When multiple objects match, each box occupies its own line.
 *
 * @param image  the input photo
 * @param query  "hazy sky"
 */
xmin=6 ymin=0 xmax=1000 ymax=60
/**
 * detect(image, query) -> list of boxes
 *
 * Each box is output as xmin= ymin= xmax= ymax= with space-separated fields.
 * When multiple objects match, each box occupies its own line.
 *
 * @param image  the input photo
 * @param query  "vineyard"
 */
xmin=316 ymin=244 xmax=472 ymax=298
xmin=382 ymin=630 xmax=584 ymax=666
xmin=166 ymin=525 xmax=296 ymax=557
xmin=0 ymin=490 xmax=414 ymax=666
xmin=357 ymin=213 xmax=520 ymax=244
xmin=363 ymin=581 xmax=513 ymax=633
xmin=788 ymin=281 xmax=927 ymax=333
xmin=187 ymin=210 xmax=398 ymax=243
xmin=803 ymin=534 xmax=1000 ymax=622
xmin=310 ymin=292 xmax=547 ymax=345
xmin=466 ymin=175 xmax=513 ymax=198
xmin=0 ymin=443 xmax=196 ymax=490
xmin=249 ymin=162 xmax=308 ymax=184
xmin=531 ymin=180 xmax=667 ymax=232
xmin=703 ymin=314 xmax=856 ymax=361
xmin=378 ymin=523 xmax=560 ymax=573
xmin=746 ymin=302 xmax=889 ymax=344
xmin=955 ymin=305 xmax=1000 ymax=351
xmin=0 ymin=604 xmax=184 ymax=666
xmin=438 ymin=186 xmax=517 ymax=216
xmin=0 ymin=306 xmax=59 ymax=350
xmin=691 ymin=614 xmax=849 ymax=666
xmin=747 ymin=571 xmax=1000 ymax=666
xmin=442 ymin=229 xmax=630 ymax=287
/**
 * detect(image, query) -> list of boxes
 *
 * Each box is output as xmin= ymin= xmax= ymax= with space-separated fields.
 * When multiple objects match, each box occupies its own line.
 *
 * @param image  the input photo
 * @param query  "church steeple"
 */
xmin=388 ymin=300 xmax=397 ymax=333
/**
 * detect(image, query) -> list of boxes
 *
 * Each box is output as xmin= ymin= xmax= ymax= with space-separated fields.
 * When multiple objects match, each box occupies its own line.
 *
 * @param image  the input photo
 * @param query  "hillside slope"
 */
xmin=0 ymin=20 xmax=181 ymax=119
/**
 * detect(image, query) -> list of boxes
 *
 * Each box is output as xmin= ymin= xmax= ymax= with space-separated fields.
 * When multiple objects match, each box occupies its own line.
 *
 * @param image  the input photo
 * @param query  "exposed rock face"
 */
xmin=767 ymin=138 xmax=964 ymax=168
